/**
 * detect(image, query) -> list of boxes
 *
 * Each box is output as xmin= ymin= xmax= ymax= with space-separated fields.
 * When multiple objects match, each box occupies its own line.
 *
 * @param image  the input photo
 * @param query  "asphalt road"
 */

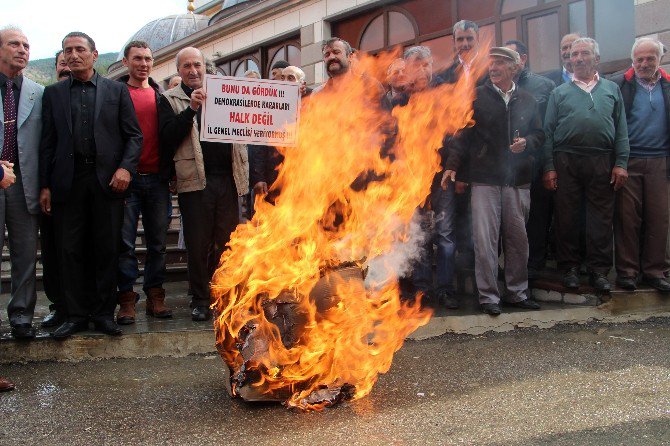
xmin=2 ymin=320 xmax=670 ymax=446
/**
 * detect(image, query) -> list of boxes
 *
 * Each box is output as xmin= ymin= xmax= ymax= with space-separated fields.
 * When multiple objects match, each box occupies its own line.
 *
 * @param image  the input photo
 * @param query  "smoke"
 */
xmin=364 ymin=209 xmax=430 ymax=290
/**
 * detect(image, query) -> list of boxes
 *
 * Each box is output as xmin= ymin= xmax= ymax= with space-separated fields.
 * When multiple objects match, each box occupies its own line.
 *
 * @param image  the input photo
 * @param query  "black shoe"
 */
xmin=11 ymin=323 xmax=35 ymax=340
xmin=589 ymin=273 xmax=611 ymax=292
xmin=616 ymin=276 xmax=637 ymax=291
xmin=41 ymin=310 xmax=65 ymax=328
xmin=93 ymin=320 xmax=123 ymax=336
xmin=480 ymin=303 xmax=502 ymax=316
xmin=51 ymin=321 xmax=89 ymax=340
xmin=505 ymin=298 xmax=541 ymax=310
xmin=562 ymin=267 xmax=580 ymax=289
xmin=643 ymin=277 xmax=670 ymax=292
xmin=191 ymin=306 xmax=212 ymax=322
xmin=438 ymin=292 xmax=459 ymax=310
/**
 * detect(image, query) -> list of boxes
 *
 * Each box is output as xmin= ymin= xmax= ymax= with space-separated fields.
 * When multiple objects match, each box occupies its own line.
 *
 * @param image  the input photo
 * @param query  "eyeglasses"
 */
xmin=588 ymin=91 xmax=595 ymax=110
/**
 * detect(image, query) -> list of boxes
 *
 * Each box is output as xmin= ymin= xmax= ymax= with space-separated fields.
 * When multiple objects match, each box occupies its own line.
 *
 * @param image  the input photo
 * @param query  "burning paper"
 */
xmin=211 ymin=50 xmax=486 ymax=411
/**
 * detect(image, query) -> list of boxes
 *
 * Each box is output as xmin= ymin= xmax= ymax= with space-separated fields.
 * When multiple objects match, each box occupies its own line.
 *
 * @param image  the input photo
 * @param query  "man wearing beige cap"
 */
xmin=442 ymin=47 xmax=544 ymax=316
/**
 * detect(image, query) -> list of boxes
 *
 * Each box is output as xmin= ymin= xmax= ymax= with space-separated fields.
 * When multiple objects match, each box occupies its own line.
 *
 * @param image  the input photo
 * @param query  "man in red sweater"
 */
xmin=116 ymin=41 xmax=173 ymax=324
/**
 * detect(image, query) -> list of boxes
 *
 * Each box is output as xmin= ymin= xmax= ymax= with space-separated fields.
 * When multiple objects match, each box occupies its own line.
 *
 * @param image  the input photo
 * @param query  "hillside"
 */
xmin=23 ymin=52 xmax=118 ymax=86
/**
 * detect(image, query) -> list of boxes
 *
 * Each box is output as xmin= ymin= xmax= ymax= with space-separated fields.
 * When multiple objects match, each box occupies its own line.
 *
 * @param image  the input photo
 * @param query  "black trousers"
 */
xmin=52 ymin=165 xmax=124 ymax=323
xmin=554 ymin=152 xmax=614 ymax=274
xmin=179 ymin=174 xmax=239 ymax=308
xmin=526 ymin=168 xmax=554 ymax=271
xmin=40 ymin=214 xmax=62 ymax=311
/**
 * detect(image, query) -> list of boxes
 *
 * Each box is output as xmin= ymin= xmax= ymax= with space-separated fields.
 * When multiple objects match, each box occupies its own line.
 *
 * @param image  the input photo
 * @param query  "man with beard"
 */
xmin=442 ymin=47 xmax=544 ymax=316
xmin=542 ymin=38 xmax=629 ymax=292
xmin=159 ymin=47 xmax=249 ymax=321
xmin=40 ymin=49 xmax=71 ymax=329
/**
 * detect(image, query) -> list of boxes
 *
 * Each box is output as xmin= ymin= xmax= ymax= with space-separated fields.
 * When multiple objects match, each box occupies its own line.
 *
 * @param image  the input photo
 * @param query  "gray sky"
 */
xmin=6 ymin=0 xmax=188 ymax=60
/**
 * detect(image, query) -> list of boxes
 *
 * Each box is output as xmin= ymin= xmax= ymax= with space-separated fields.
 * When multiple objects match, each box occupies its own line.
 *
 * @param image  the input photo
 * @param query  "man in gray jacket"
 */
xmin=0 ymin=27 xmax=42 ymax=339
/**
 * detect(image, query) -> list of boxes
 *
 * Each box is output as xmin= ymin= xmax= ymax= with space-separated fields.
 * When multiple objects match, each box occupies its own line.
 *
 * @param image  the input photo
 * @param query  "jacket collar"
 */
xmin=118 ymin=74 xmax=162 ymax=93
xmin=624 ymin=66 xmax=670 ymax=83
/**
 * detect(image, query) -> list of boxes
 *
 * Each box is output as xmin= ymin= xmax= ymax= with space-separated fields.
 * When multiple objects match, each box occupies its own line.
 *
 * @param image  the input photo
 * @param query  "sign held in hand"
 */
xmin=200 ymin=75 xmax=301 ymax=147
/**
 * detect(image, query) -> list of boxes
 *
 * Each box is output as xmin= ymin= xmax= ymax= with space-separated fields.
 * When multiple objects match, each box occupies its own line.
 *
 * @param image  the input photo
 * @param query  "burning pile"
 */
xmin=211 ymin=51 xmax=486 ymax=411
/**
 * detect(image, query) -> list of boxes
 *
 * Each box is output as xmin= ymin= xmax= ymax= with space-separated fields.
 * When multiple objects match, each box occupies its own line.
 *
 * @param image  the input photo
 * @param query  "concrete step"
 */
xmin=1 ymin=280 xmax=670 ymax=364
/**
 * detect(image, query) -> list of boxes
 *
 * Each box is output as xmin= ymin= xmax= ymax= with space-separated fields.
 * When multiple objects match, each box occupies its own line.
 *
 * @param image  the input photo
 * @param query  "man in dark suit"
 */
xmin=545 ymin=33 xmax=581 ymax=87
xmin=40 ymin=32 xmax=143 ymax=339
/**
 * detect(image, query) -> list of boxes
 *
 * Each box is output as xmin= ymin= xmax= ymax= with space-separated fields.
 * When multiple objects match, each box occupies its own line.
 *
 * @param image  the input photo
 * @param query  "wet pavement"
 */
xmin=2 ymin=319 xmax=670 ymax=445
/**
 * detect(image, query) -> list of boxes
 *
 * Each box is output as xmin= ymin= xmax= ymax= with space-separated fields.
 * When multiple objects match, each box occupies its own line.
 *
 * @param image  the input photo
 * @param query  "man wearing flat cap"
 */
xmin=442 ymin=47 xmax=544 ymax=316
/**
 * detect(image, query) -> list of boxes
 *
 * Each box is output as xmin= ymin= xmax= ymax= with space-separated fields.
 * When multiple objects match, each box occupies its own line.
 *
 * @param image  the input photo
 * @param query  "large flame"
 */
xmin=212 ymin=49 xmax=488 ymax=411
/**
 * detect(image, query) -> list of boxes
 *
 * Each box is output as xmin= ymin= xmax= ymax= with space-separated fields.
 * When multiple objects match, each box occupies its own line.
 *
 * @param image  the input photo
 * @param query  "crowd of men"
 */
xmin=0 ymin=18 xmax=669 ymax=390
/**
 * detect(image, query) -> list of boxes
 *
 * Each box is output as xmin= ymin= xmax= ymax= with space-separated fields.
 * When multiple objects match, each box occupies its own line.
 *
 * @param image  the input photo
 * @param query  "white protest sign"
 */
xmin=200 ymin=75 xmax=300 ymax=146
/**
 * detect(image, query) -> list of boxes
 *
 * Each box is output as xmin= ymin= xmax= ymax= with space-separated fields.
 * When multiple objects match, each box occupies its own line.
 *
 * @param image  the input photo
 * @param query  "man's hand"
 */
xmin=190 ymin=88 xmax=207 ymax=111
xmin=542 ymin=170 xmax=558 ymax=191
xmin=440 ymin=170 xmax=456 ymax=190
xmin=509 ymin=137 xmax=527 ymax=153
xmin=40 ymin=188 xmax=51 ymax=215
xmin=253 ymin=181 xmax=268 ymax=195
xmin=109 ymin=168 xmax=131 ymax=193
xmin=611 ymin=167 xmax=628 ymax=191
xmin=0 ymin=162 xmax=15 ymax=189
xmin=455 ymin=181 xmax=469 ymax=194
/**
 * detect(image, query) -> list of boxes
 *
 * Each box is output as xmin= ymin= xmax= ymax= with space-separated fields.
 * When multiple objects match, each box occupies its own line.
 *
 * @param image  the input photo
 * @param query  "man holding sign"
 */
xmin=158 ymin=47 xmax=248 ymax=321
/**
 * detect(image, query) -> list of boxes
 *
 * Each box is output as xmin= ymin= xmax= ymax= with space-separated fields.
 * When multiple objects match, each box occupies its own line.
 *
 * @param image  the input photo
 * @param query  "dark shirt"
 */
xmin=178 ymin=82 xmax=232 ymax=175
xmin=0 ymin=72 xmax=21 ymax=115
xmin=70 ymin=72 xmax=98 ymax=158
xmin=0 ymin=73 xmax=22 ymax=164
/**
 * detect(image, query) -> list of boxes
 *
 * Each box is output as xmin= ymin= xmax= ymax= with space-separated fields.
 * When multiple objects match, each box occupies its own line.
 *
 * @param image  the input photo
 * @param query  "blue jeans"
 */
xmin=118 ymin=174 xmax=170 ymax=293
xmin=412 ymin=181 xmax=457 ymax=296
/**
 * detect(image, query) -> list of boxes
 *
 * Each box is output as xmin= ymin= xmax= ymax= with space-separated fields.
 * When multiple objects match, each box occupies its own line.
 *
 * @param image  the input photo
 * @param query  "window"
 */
xmin=501 ymin=0 xmax=538 ymax=15
xmin=358 ymin=9 xmax=417 ymax=52
xmin=501 ymin=18 xmax=517 ymax=43
xmin=526 ymin=12 xmax=560 ymax=72
xmin=594 ymin=0 xmax=635 ymax=62
xmin=268 ymin=43 xmax=301 ymax=76
xmin=568 ymin=1 xmax=587 ymax=35
xmin=457 ymin=0 xmax=496 ymax=21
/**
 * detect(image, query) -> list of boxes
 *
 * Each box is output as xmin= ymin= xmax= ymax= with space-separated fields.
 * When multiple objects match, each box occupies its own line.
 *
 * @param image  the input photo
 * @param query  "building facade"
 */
xmin=107 ymin=0 xmax=668 ymax=87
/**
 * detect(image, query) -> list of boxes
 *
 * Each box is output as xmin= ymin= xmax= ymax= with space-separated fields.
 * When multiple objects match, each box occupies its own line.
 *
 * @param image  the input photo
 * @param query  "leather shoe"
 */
xmin=0 ymin=376 xmax=15 ymax=392
xmin=191 ymin=306 xmax=212 ymax=322
xmin=589 ymin=273 xmax=611 ymax=292
xmin=616 ymin=276 xmax=637 ymax=291
xmin=93 ymin=320 xmax=123 ymax=336
xmin=562 ymin=267 xmax=580 ymax=289
xmin=11 ymin=323 xmax=35 ymax=340
xmin=643 ymin=276 xmax=670 ymax=292
xmin=51 ymin=321 xmax=89 ymax=340
xmin=480 ymin=303 xmax=502 ymax=316
xmin=41 ymin=310 xmax=65 ymax=328
xmin=505 ymin=298 xmax=541 ymax=310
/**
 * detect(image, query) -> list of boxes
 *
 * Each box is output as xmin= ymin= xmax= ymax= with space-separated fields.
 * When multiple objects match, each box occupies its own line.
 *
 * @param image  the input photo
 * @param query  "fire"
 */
xmin=211 ymin=49 xmax=488 ymax=411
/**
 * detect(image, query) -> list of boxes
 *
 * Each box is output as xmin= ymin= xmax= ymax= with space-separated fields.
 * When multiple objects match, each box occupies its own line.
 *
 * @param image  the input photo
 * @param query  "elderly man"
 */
xmin=546 ymin=33 xmax=581 ymax=87
xmin=167 ymin=75 xmax=181 ymax=90
xmin=159 ymin=47 xmax=248 ymax=321
xmin=0 ymin=27 xmax=43 ymax=339
xmin=249 ymin=65 xmax=306 ymax=205
xmin=442 ymin=47 xmax=543 ymax=316
xmin=611 ymin=38 xmax=670 ymax=292
xmin=542 ymin=38 xmax=629 ymax=292
xmin=385 ymin=58 xmax=408 ymax=106
xmin=41 ymin=32 xmax=143 ymax=339
xmin=504 ymin=39 xmax=556 ymax=279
